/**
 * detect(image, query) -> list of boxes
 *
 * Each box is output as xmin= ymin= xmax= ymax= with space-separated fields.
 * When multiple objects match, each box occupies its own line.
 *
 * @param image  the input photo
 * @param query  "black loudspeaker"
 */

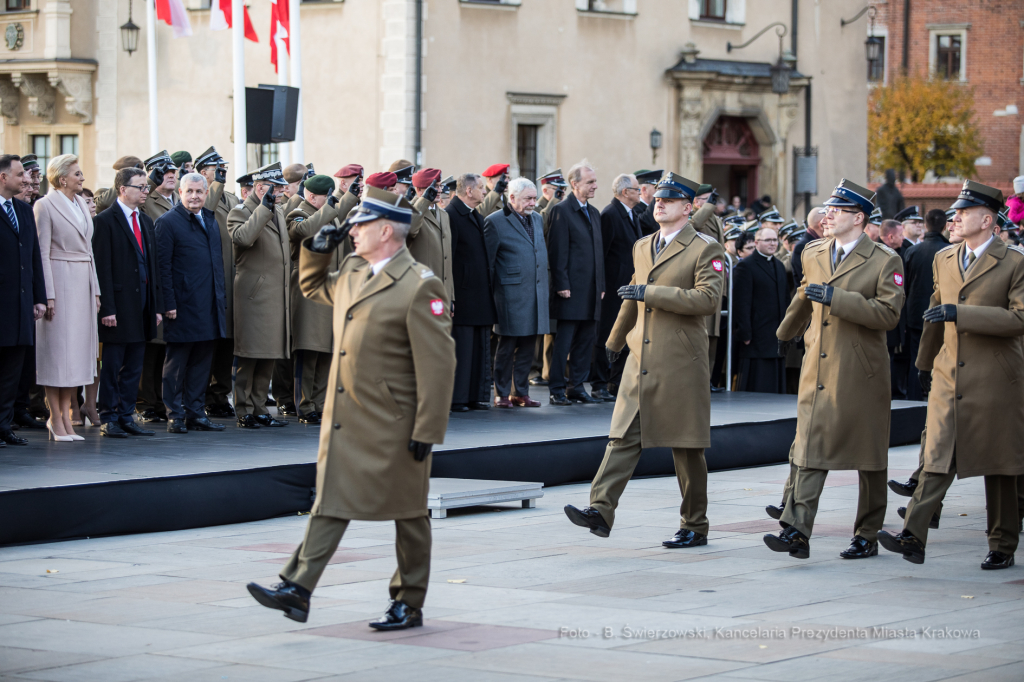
xmin=245 ymin=85 xmax=299 ymax=144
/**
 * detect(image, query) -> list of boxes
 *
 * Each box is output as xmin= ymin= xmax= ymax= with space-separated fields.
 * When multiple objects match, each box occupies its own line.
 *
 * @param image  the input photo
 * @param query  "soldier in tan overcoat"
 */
xmin=247 ymin=190 xmax=455 ymax=630
xmin=286 ymin=175 xmax=359 ymax=423
xmin=765 ymin=180 xmax=904 ymax=561
xmin=691 ymin=187 xmax=725 ymax=386
xmin=477 ymin=163 xmax=509 ymax=219
xmin=880 ymin=181 xmax=1024 ymax=570
xmin=226 ymin=162 xmax=292 ymax=428
xmin=409 ymin=168 xmax=454 ymax=303
xmin=564 ymin=173 xmax=725 ymax=548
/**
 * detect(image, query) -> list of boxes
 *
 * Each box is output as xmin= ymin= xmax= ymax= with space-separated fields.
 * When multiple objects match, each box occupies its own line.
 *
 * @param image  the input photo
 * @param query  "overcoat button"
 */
xmin=333 ymin=423 xmax=341 ymax=429
xmin=956 ymin=394 xmax=962 ymax=400
xmin=958 ymin=361 xmax=964 ymax=367
xmin=339 ymin=350 xmax=346 ymax=356
xmin=648 ymin=278 xmax=654 ymax=283
xmin=646 ymin=308 xmax=651 ymax=313
xmin=644 ymin=339 xmax=649 ymax=344
xmin=338 ymin=386 xmax=344 ymax=393
xmin=820 ymin=353 xmax=826 ymax=358
xmin=822 ymin=321 xmax=829 ymax=326
xmin=959 ymin=295 xmax=966 ymax=301
xmin=346 ymin=313 xmax=353 ymax=320
xmin=817 ymin=384 xmax=824 ymax=390
xmin=642 ymin=370 xmax=648 ymax=375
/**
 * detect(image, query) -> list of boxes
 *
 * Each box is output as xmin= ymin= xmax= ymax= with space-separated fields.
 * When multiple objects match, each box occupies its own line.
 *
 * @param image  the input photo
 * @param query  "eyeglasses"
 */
xmin=624 ymin=187 xmax=640 ymax=193
xmin=125 ymin=184 xmax=151 ymax=193
xmin=756 ymin=238 xmax=779 ymax=243
xmin=824 ymin=206 xmax=857 ymax=215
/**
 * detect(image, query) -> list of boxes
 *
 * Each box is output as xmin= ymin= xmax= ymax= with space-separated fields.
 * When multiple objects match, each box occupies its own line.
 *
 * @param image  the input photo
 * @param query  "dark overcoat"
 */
xmin=733 ymin=252 xmax=788 ymax=359
xmin=903 ymin=231 xmax=949 ymax=331
xmin=0 ymin=198 xmax=45 ymax=347
xmin=446 ymin=196 xmax=496 ymax=327
xmin=483 ymin=208 xmax=549 ymax=337
xmin=599 ymin=198 xmax=642 ymax=339
xmin=547 ymin=197 xmax=604 ymax=321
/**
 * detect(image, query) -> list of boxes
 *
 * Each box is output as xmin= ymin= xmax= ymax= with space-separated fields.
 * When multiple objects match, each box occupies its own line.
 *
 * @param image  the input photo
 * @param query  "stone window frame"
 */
xmin=688 ymin=0 xmax=745 ymax=29
xmin=927 ymin=23 xmax=969 ymax=83
xmin=575 ymin=0 xmax=637 ymax=18
xmin=868 ymin=24 xmax=888 ymax=86
xmin=506 ymin=92 xmax=564 ymax=181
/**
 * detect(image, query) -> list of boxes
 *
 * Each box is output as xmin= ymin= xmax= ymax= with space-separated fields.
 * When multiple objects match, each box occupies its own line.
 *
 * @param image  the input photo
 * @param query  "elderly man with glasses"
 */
xmin=732 ymin=226 xmax=789 ymax=393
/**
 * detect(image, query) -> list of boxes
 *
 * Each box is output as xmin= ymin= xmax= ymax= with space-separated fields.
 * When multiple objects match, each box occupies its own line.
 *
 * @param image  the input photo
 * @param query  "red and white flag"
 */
xmin=155 ymin=0 xmax=192 ymax=38
xmin=209 ymin=0 xmax=258 ymax=42
xmin=270 ymin=0 xmax=290 ymax=73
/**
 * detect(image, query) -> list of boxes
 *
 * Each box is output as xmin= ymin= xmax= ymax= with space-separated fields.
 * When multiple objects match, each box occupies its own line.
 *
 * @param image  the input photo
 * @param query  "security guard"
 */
xmin=765 ymin=179 xmax=904 ymax=560
xmin=633 ymin=169 xmax=663 ymax=236
xmin=879 ymin=180 xmax=1024 ymax=570
xmin=227 ymin=162 xmax=292 ymax=429
xmin=408 ymin=168 xmax=454 ymax=303
xmin=247 ymin=190 xmax=456 ymax=629
xmin=564 ymin=172 xmax=725 ymax=547
xmin=478 ymin=163 xmax=509 ymax=218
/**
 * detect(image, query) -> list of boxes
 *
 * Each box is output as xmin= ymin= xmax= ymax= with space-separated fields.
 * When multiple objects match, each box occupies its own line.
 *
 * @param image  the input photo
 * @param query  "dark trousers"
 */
xmin=98 ymin=342 xmax=146 ymax=425
xmin=205 ymin=337 xmax=235 ymax=407
xmin=889 ymin=344 xmax=910 ymax=400
xmin=549 ymin=319 xmax=596 ymax=395
xmin=452 ymin=325 xmax=492 ymax=406
xmin=0 ymin=345 xmax=27 ymax=430
xmin=234 ymin=357 xmax=276 ymax=416
xmin=14 ymin=349 xmax=46 ymax=416
xmin=493 ymin=335 xmax=536 ymax=398
xmin=590 ymin=335 xmax=627 ymax=392
xmin=294 ymin=349 xmax=331 ymax=415
xmin=906 ymin=328 xmax=924 ymax=401
xmin=162 ymin=340 xmax=216 ymax=420
xmin=137 ymin=342 xmax=166 ymax=414
xmin=273 ymin=357 xmax=295 ymax=407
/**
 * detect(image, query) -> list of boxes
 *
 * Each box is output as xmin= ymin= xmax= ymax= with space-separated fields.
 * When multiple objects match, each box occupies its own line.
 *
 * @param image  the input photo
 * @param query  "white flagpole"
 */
xmin=289 ymin=0 xmax=304 ymax=162
xmin=276 ymin=33 xmax=290 ymax=166
xmin=232 ymin=0 xmax=247 ymax=194
xmin=146 ymin=0 xmax=159 ymax=151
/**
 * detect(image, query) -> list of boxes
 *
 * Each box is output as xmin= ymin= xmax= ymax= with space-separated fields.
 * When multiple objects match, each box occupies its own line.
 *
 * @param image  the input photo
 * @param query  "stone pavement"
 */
xmin=1 ymin=444 xmax=1021 ymax=682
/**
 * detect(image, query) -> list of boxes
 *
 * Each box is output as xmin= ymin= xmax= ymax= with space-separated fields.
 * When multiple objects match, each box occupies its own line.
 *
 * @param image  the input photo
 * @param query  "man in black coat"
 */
xmin=902 ymin=209 xmax=949 ymax=400
xmin=732 ymin=227 xmax=788 ymax=393
xmin=155 ymin=173 xmax=228 ymax=434
xmin=446 ymin=174 xmax=497 ymax=412
xmin=546 ymin=161 xmax=605 ymax=405
xmin=591 ymin=173 xmax=642 ymax=401
xmin=0 ymin=155 xmax=45 ymax=446
xmin=791 ymin=207 xmax=825 ymax=288
xmin=93 ymin=168 xmax=166 ymax=438
xmin=880 ymin=219 xmax=913 ymax=399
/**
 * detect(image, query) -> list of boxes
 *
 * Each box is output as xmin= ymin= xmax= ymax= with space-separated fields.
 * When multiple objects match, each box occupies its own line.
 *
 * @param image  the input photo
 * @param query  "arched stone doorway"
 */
xmin=702 ymin=116 xmax=760 ymax=209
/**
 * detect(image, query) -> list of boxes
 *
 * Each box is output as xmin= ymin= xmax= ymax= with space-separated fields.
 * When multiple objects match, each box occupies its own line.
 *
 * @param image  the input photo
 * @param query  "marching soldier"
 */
xmin=765 ymin=179 xmax=904 ymax=560
xmin=564 ymin=172 xmax=725 ymax=547
xmin=247 ymin=190 xmax=456 ymax=629
xmin=478 ymin=163 xmax=509 ymax=218
xmin=286 ymin=174 xmax=359 ymax=424
xmin=227 ymin=162 xmax=292 ymax=429
xmin=409 ymin=168 xmax=454 ymax=303
xmin=879 ymin=181 xmax=1024 ymax=570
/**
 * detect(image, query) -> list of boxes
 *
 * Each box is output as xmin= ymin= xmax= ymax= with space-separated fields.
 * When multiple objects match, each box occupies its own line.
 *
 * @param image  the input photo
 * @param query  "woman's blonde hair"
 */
xmin=47 ymin=154 xmax=79 ymax=188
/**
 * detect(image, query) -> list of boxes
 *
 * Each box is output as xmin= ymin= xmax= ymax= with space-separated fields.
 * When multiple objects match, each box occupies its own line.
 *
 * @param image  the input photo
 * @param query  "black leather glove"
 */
xmin=298 ymin=183 xmax=305 ymax=198
xmin=214 ymin=166 xmax=227 ymax=184
xmin=923 ymin=304 xmax=957 ymax=324
xmin=618 ymin=284 xmax=646 ymax=300
xmin=149 ymin=167 xmax=165 ymax=187
xmin=555 ymin=188 xmax=564 ymax=200
xmin=327 ymin=192 xmax=339 ymax=208
xmin=310 ymin=219 xmax=352 ymax=253
xmin=918 ymin=370 xmax=932 ymax=395
xmin=804 ymin=283 xmax=834 ymax=306
xmin=778 ymin=338 xmax=794 ymax=357
xmin=261 ymin=186 xmax=276 ymax=210
xmin=409 ymin=440 xmax=432 ymax=462
xmin=348 ymin=177 xmax=362 ymax=198
xmin=403 ymin=184 xmax=416 ymax=202
xmin=708 ymin=190 xmax=719 ymax=206
xmin=424 ymin=182 xmax=438 ymax=203
xmin=306 ymin=166 xmax=316 ymax=180
xmin=606 ymin=347 xmax=621 ymax=364
xmin=494 ymin=175 xmax=509 ymax=196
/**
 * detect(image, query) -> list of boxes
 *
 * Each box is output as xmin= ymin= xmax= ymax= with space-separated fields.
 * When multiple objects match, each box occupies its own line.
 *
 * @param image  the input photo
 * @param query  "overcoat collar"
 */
xmin=345 ymin=246 xmax=415 ymax=309
xmin=112 ymin=201 xmax=146 ymax=255
xmin=498 ymin=207 xmax=536 ymax=245
xmin=649 ymin=223 xmax=698 ymax=273
xmin=821 ymin=232 xmax=873 ymax=282
xmin=612 ymin=197 xmax=641 ymax=240
xmin=956 ymin=238 xmax=1007 ymax=287
xmin=48 ymin=189 xmax=88 ymax=237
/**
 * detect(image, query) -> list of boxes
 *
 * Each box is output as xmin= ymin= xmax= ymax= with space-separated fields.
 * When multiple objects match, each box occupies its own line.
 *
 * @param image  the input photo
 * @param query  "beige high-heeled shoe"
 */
xmin=47 ymin=419 xmax=75 ymax=443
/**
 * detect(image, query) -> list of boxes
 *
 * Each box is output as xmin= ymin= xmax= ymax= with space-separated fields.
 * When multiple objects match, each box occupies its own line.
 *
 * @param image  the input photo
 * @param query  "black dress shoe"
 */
xmin=136 ymin=408 xmax=167 ymax=423
xmin=529 ymin=377 xmax=548 ymax=387
xmin=205 ymin=404 xmax=235 ymax=418
xmin=877 ymin=530 xmax=925 ymax=564
xmin=13 ymin=411 xmax=45 ymax=429
xmin=566 ymin=390 xmax=600 ymax=404
xmin=299 ymin=412 xmax=321 ymax=424
xmin=467 ymin=402 xmax=491 ymax=411
xmin=187 ymin=416 xmax=226 ymax=431
xmin=237 ymin=414 xmax=260 ymax=429
xmin=119 ymin=420 xmax=155 ymax=436
xmin=592 ymin=389 xmax=615 ymax=402
xmin=887 ymin=478 xmax=918 ymax=497
xmin=765 ymin=504 xmax=784 ymax=520
xmin=247 ymin=581 xmax=310 ymax=622
xmin=0 ymin=429 xmax=29 ymax=445
xmin=839 ymin=535 xmax=878 ymax=559
xmin=369 ymin=599 xmax=422 ymax=631
xmin=450 ymin=404 xmax=470 ymax=413
xmin=549 ymin=393 xmax=572 ymax=406
xmin=763 ymin=526 xmax=810 ymax=559
xmin=166 ymin=419 xmax=188 ymax=434
xmin=896 ymin=506 xmax=940 ymax=529
xmin=563 ymin=505 xmax=611 ymax=538
xmin=663 ymin=529 xmax=708 ymax=548
xmin=981 ymin=551 xmax=1015 ymax=570
xmin=265 ymin=397 xmax=277 ymax=407
xmin=255 ymin=414 xmax=288 ymax=427
xmin=279 ymin=402 xmax=297 ymax=416
xmin=710 ymin=383 xmax=726 ymax=393
xmin=100 ymin=422 xmax=129 ymax=439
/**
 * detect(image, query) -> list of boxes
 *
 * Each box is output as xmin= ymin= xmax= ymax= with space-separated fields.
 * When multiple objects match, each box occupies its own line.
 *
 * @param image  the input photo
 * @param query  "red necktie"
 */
xmin=131 ymin=211 xmax=144 ymax=253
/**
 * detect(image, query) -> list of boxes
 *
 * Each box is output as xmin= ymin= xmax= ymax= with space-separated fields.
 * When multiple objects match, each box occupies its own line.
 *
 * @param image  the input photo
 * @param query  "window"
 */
xmin=31 ymin=134 xmax=50 ymax=192
xmin=59 ymin=134 xmax=78 ymax=157
xmin=5 ymin=0 xmax=30 ymax=10
xmin=700 ymin=0 xmax=726 ymax=20
xmin=517 ymin=124 xmax=539 ymax=182
xmin=259 ymin=143 xmax=279 ymax=166
xmin=936 ymin=34 xmax=961 ymax=80
xmin=578 ymin=0 xmax=636 ymax=14
xmin=868 ymin=36 xmax=885 ymax=82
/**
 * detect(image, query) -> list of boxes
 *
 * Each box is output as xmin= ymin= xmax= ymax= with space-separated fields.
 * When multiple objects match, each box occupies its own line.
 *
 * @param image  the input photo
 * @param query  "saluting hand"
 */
xmin=311 ymin=219 xmax=352 ymax=254
xmin=214 ymin=167 xmax=227 ymax=184
xmin=261 ymin=187 xmax=276 ymax=210
xmin=923 ymin=304 xmax=957 ymax=324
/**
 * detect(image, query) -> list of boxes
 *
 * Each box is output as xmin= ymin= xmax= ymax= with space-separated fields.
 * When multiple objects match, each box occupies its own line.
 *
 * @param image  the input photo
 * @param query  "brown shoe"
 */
xmin=511 ymin=396 xmax=541 ymax=408
xmin=494 ymin=396 xmax=513 ymax=408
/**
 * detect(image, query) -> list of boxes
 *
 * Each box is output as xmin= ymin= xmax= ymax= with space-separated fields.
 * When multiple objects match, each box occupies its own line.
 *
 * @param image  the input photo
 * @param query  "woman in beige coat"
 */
xmin=35 ymin=154 xmax=100 ymax=440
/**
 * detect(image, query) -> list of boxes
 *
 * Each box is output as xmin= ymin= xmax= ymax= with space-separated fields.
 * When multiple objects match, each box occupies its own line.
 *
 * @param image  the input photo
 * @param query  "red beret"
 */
xmin=482 ymin=163 xmax=510 ymax=178
xmin=365 ymin=171 xmax=397 ymax=189
xmin=334 ymin=164 xmax=364 ymax=179
xmin=412 ymin=168 xmax=442 ymax=189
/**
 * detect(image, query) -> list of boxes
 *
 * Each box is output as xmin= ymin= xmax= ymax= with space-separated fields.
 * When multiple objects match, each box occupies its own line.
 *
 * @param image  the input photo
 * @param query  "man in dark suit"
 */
xmin=92 ymin=168 xmax=165 ymax=438
xmin=546 ymin=160 xmax=605 ymax=405
xmin=0 ymin=155 xmax=45 ymax=446
xmin=791 ymin=207 xmax=825 ymax=292
xmin=880 ymin=219 xmax=912 ymax=399
xmin=902 ymin=208 xmax=949 ymax=400
xmin=155 ymin=173 xmax=228 ymax=434
xmin=632 ymin=170 xmax=662 ymax=237
xmin=592 ymin=173 xmax=642 ymax=401
xmin=732 ymin=227 xmax=788 ymax=393
xmin=446 ymin=174 xmax=497 ymax=412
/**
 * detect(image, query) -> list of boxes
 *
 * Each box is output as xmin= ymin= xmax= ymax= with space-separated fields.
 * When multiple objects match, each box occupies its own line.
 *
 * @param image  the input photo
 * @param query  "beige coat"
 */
xmin=917 ymin=239 xmax=1024 ymax=478
xmin=205 ymin=180 xmax=240 ymax=337
xmin=299 ymin=243 xmax=456 ymax=520
xmin=94 ymin=187 xmax=117 ymax=215
xmin=409 ymin=196 xmax=454 ymax=303
xmin=691 ymin=204 xmax=725 ymax=338
xmin=34 ymin=190 xmax=99 ymax=387
xmin=476 ymin=188 xmax=503 ymax=220
xmin=778 ymin=234 xmax=904 ymax=471
xmin=227 ymin=192 xmax=291 ymax=359
xmin=606 ymin=225 xmax=726 ymax=448
xmin=141 ymin=181 xmax=178 ymax=222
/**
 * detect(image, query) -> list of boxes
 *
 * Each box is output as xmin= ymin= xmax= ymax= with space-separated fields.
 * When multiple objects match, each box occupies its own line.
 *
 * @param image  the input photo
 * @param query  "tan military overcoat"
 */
xmin=778 ymin=234 xmax=904 ymax=471
xmin=141 ymin=182 xmax=177 ymax=222
xmin=206 ymin=180 xmax=240 ymax=337
xmin=606 ymin=225 xmax=726 ymax=448
xmin=916 ymin=239 xmax=1024 ymax=478
xmin=299 ymin=242 xmax=456 ymax=520
xmin=227 ymin=192 xmax=291 ymax=359
xmin=476 ymin=189 xmax=503 ymax=220
xmin=409 ymin=196 xmax=454 ymax=303
xmin=691 ymin=204 xmax=725 ymax=338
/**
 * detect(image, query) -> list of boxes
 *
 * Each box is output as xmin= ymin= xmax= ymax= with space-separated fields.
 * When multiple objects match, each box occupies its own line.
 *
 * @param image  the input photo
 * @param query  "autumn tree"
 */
xmin=868 ymin=75 xmax=982 ymax=183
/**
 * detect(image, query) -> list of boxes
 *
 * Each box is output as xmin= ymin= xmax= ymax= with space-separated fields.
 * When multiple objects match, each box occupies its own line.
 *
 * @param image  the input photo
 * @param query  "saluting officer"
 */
xmin=564 ymin=172 xmax=725 ymax=547
xmin=286 ymin=174 xmax=360 ymax=424
xmin=247 ymin=190 xmax=456 ymax=629
xmin=478 ymin=163 xmax=509 ymax=218
xmin=408 ymin=168 xmax=454 ymax=303
xmin=141 ymin=151 xmax=179 ymax=221
xmin=765 ymin=179 xmax=904 ymax=560
xmin=536 ymin=169 xmax=564 ymax=214
xmin=879 ymin=181 xmax=1024 ymax=570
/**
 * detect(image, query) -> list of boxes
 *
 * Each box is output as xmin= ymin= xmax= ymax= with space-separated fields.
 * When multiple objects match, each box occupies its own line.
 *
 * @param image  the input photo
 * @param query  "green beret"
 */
xmin=170 ymin=151 xmax=192 ymax=166
xmin=696 ymin=184 xmax=714 ymax=196
xmin=303 ymin=174 xmax=335 ymax=196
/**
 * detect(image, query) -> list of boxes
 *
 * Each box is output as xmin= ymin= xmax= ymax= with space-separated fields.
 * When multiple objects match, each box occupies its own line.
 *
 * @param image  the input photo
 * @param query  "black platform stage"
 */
xmin=0 ymin=393 xmax=926 ymax=545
